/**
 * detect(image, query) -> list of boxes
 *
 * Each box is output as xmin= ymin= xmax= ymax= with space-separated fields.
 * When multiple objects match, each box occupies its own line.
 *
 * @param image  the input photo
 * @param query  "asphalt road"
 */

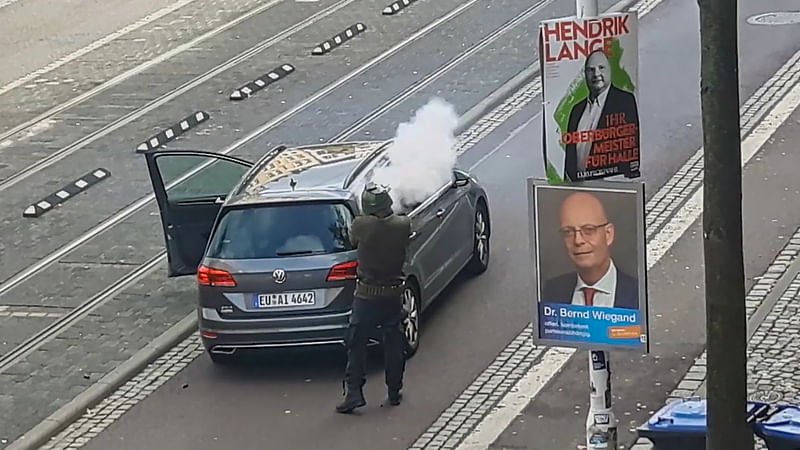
xmin=1 ymin=0 xmax=799 ymax=448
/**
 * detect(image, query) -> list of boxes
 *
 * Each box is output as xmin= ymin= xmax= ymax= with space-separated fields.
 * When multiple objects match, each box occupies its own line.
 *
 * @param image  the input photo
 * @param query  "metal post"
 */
xmin=575 ymin=0 xmax=598 ymax=17
xmin=578 ymin=1 xmax=611 ymax=446
xmin=586 ymin=350 xmax=617 ymax=449
xmin=576 ymin=0 xmax=611 ymax=447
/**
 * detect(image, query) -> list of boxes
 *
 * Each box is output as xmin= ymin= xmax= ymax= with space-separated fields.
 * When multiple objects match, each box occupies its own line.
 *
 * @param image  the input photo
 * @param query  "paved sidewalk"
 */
xmin=631 ymin=226 xmax=800 ymax=449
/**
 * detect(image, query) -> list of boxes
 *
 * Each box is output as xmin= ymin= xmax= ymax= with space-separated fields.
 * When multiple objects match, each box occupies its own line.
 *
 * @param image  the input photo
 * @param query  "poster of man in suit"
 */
xmin=527 ymin=179 xmax=648 ymax=351
xmin=539 ymin=12 xmax=640 ymax=183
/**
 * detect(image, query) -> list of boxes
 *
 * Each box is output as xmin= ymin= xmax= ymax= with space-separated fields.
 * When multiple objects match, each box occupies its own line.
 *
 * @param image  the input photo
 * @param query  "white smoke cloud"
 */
xmin=373 ymin=97 xmax=460 ymax=212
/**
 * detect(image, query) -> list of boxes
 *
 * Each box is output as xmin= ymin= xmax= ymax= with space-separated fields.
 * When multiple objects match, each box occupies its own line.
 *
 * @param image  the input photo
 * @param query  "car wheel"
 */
xmin=466 ymin=201 xmax=490 ymax=276
xmin=402 ymin=280 xmax=421 ymax=359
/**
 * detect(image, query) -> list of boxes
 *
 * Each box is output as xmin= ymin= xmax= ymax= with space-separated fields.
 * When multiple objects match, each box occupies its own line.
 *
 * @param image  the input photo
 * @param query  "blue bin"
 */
xmin=637 ymin=398 xmax=769 ymax=450
xmin=755 ymin=406 xmax=800 ymax=450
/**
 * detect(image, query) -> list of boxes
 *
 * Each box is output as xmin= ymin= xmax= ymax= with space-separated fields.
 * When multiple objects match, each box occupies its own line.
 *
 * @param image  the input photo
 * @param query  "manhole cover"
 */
xmin=749 ymin=390 xmax=783 ymax=403
xmin=747 ymin=12 xmax=800 ymax=25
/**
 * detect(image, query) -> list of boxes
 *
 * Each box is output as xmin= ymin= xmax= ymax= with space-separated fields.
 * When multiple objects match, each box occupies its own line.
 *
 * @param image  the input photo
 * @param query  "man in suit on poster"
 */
xmin=563 ymin=49 xmax=639 ymax=181
xmin=542 ymin=191 xmax=639 ymax=310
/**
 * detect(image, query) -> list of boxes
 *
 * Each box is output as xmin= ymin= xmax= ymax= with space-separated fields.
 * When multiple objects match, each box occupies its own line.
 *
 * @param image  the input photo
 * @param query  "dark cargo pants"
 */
xmin=343 ymin=295 xmax=406 ymax=392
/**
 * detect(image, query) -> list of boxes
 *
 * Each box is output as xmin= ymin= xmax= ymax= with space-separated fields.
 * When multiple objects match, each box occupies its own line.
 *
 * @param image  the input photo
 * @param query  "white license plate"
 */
xmin=253 ymin=291 xmax=315 ymax=308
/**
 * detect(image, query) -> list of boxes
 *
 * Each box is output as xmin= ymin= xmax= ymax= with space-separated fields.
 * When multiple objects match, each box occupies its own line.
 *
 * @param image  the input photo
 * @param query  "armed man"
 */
xmin=336 ymin=182 xmax=412 ymax=414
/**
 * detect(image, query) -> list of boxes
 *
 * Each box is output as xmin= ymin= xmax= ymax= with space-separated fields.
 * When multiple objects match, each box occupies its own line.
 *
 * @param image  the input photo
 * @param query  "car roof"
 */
xmin=226 ymin=140 xmax=391 ymax=207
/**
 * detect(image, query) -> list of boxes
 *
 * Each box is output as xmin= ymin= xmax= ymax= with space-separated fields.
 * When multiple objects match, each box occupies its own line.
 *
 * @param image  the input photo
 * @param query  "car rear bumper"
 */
xmin=198 ymin=307 xmax=353 ymax=354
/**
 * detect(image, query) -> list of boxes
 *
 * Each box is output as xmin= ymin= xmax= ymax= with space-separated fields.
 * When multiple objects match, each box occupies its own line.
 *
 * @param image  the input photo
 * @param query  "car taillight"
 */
xmin=197 ymin=265 xmax=237 ymax=287
xmin=327 ymin=261 xmax=358 ymax=281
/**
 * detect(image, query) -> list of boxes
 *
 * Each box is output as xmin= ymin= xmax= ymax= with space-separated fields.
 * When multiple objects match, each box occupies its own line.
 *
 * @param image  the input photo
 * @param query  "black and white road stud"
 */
xmin=23 ymin=168 xmax=111 ymax=218
xmin=382 ymin=0 xmax=417 ymax=15
xmin=135 ymin=111 xmax=210 ymax=153
xmin=312 ymin=23 xmax=367 ymax=55
xmin=230 ymin=64 xmax=295 ymax=100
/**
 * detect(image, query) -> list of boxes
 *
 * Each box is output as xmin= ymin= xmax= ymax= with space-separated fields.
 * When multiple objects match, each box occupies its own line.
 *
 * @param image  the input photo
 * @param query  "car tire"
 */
xmin=465 ymin=201 xmax=490 ymax=276
xmin=402 ymin=279 xmax=421 ymax=359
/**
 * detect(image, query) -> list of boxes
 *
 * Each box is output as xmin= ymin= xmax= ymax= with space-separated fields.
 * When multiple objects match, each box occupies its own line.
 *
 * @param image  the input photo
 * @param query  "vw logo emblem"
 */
xmin=272 ymin=269 xmax=287 ymax=284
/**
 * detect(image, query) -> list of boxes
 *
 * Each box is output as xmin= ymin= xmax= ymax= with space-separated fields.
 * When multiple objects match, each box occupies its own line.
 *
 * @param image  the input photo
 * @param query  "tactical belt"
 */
xmin=355 ymin=279 xmax=406 ymax=298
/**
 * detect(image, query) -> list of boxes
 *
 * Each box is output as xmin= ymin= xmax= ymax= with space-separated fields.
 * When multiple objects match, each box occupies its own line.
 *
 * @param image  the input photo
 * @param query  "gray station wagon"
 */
xmin=145 ymin=140 xmax=491 ymax=363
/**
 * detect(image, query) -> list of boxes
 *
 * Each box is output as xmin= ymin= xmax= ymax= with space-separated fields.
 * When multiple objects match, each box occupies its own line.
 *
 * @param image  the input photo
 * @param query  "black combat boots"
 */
xmin=382 ymin=388 xmax=402 ymax=407
xmin=336 ymin=384 xmax=366 ymax=413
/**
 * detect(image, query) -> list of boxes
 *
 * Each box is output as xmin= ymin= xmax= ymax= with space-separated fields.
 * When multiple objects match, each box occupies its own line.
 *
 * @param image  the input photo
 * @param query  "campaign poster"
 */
xmin=527 ymin=178 xmax=649 ymax=352
xmin=538 ymin=13 xmax=640 ymax=183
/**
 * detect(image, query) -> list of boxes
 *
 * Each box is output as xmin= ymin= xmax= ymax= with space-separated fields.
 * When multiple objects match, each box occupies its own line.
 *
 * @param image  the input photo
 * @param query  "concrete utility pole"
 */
xmin=697 ymin=0 xmax=751 ymax=448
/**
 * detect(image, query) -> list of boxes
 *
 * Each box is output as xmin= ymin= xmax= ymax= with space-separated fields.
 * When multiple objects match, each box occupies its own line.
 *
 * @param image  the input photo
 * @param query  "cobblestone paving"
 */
xmin=40 ymin=336 xmax=204 ymax=450
xmin=0 ymin=265 xmax=196 ymax=447
xmin=749 ymin=276 xmax=800 ymax=406
xmin=0 ymin=0 xmax=279 ymax=126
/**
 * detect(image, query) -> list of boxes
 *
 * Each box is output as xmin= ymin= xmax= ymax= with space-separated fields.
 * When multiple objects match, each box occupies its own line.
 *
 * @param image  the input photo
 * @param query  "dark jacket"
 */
xmin=351 ymin=213 xmax=411 ymax=285
xmin=564 ymin=84 xmax=639 ymax=181
xmin=541 ymin=269 xmax=639 ymax=310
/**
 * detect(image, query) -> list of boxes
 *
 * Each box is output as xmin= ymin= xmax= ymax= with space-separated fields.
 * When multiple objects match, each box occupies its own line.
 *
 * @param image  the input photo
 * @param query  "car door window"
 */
xmin=155 ymin=154 xmax=251 ymax=203
xmin=408 ymin=177 xmax=453 ymax=218
xmin=145 ymin=151 xmax=253 ymax=277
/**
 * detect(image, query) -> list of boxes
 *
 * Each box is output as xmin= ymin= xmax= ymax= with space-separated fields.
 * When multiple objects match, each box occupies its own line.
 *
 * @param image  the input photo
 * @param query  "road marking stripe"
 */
xmin=457 ymin=348 xmax=574 ymax=450
xmin=452 ymin=54 xmax=800 ymax=450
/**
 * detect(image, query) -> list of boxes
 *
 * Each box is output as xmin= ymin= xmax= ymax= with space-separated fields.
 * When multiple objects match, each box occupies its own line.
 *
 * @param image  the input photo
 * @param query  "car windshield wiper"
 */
xmin=275 ymin=250 xmax=324 ymax=256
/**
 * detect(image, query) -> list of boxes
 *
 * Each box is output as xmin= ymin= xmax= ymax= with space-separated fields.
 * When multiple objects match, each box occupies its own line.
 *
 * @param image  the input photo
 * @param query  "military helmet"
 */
xmin=361 ymin=182 xmax=393 ymax=217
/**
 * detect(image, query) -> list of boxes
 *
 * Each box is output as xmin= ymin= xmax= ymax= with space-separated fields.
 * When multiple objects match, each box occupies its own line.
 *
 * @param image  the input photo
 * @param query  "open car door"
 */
xmin=145 ymin=150 xmax=253 ymax=277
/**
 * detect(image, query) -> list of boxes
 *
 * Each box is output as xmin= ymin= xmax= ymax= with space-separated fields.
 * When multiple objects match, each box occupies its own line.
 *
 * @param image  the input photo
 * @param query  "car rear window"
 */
xmin=206 ymin=203 xmax=354 ymax=259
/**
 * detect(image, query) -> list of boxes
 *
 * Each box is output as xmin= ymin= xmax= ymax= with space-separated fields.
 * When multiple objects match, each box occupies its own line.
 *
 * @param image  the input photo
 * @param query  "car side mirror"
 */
xmin=453 ymin=172 xmax=470 ymax=188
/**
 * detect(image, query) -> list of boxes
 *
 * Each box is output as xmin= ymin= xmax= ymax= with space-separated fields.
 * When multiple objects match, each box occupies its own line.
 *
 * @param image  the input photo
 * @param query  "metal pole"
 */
xmin=578 ymin=1 xmax=611 ymax=446
xmin=574 ymin=0 xmax=609 ymax=447
xmin=575 ymin=0 xmax=598 ymax=17
xmin=586 ymin=350 xmax=617 ymax=449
